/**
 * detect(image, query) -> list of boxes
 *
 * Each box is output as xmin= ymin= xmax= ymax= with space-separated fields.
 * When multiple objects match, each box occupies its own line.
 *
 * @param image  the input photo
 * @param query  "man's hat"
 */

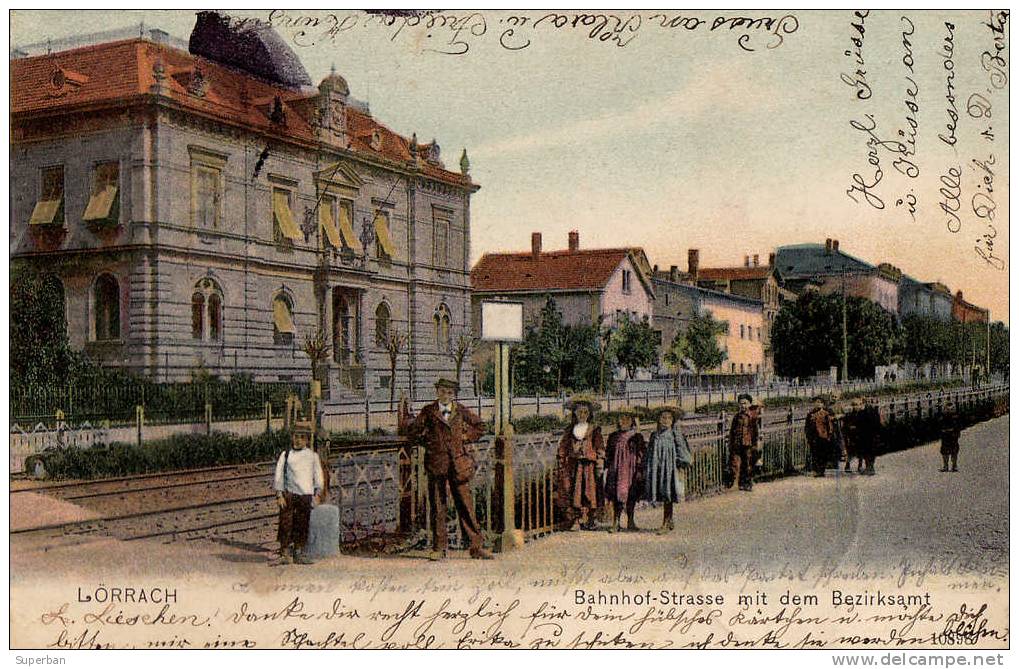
xmin=434 ymin=377 xmax=460 ymax=391
xmin=292 ymin=421 xmax=314 ymax=436
xmin=738 ymin=393 xmax=753 ymax=402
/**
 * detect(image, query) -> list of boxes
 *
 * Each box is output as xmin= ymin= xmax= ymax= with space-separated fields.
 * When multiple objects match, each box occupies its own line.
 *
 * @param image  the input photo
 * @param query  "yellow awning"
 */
xmin=82 ymin=185 xmax=118 ymax=222
xmin=29 ymin=199 xmax=61 ymax=225
xmin=338 ymin=205 xmax=362 ymax=252
xmin=272 ymin=299 xmax=296 ymax=334
xmin=374 ymin=213 xmax=396 ymax=259
xmin=273 ymin=190 xmax=303 ymax=241
xmin=319 ymin=204 xmax=342 ymax=249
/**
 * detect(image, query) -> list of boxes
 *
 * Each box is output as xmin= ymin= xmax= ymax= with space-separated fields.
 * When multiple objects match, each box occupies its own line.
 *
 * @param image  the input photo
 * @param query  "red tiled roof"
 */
xmin=11 ymin=39 xmax=471 ymax=187
xmin=472 ymin=249 xmax=634 ymax=292
xmin=696 ymin=265 xmax=774 ymax=281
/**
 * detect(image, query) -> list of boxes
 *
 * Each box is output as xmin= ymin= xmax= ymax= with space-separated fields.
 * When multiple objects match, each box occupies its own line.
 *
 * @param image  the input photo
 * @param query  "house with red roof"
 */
xmin=11 ymin=14 xmax=479 ymax=400
xmin=470 ymin=230 xmax=655 ymax=332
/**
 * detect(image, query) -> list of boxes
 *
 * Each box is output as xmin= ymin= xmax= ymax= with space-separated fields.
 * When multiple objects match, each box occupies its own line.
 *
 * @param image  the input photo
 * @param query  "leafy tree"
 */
xmin=612 ymin=315 xmax=660 ymax=380
xmin=11 ymin=264 xmax=82 ymax=386
xmin=988 ymin=322 xmax=1009 ymax=376
xmin=772 ymin=291 xmax=901 ymax=379
xmin=684 ymin=311 xmax=728 ymax=378
xmin=663 ymin=330 xmax=689 ymax=391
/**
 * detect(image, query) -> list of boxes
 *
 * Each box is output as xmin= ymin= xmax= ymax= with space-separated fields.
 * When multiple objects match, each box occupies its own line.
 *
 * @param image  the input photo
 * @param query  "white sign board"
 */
xmin=481 ymin=301 xmax=524 ymax=342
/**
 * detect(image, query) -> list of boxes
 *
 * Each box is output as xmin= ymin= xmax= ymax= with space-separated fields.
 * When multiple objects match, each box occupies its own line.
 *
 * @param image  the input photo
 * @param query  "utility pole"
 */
xmin=841 ymin=269 xmax=849 ymax=383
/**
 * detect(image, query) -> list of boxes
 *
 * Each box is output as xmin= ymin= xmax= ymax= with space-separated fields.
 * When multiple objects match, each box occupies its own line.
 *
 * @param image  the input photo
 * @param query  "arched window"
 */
xmin=434 ymin=304 xmax=451 ymax=351
xmin=192 ymin=278 xmax=223 ymax=341
xmin=375 ymin=302 xmax=391 ymax=347
xmin=272 ymin=294 xmax=296 ymax=345
xmin=93 ymin=273 xmax=120 ymax=341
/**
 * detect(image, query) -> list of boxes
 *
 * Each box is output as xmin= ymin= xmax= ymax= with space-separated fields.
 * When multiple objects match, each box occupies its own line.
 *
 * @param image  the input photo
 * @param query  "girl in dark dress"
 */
xmin=604 ymin=410 xmax=646 ymax=532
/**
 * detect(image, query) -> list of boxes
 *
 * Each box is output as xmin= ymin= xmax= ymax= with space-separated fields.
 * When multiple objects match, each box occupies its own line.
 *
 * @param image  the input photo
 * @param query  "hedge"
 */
xmin=33 ymin=429 xmax=292 ymax=480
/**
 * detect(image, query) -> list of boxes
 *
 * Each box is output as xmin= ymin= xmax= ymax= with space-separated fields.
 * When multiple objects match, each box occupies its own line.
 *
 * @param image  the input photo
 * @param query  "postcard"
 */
xmin=8 ymin=8 xmax=1010 ymax=654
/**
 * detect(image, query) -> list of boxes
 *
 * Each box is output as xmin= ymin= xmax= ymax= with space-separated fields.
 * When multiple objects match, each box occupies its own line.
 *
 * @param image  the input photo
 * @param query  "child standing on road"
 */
xmin=644 ymin=408 xmax=692 ymax=534
xmin=271 ymin=422 xmax=324 ymax=566
xmin=939 ymin=412 xmax=962 ymax=473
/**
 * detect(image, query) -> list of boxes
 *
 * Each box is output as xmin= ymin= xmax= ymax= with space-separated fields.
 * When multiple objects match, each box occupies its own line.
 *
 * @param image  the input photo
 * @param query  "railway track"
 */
xmin=10 ymin=386 xmax=1001 ymax=554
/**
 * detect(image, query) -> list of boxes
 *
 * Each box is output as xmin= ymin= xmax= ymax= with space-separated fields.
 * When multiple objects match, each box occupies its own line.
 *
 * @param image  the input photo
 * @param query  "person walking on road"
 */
xmin=805 ymin=396 xmax=836 ymax=477
xmin=271 ymin=422 xmax=324 ymax=566
xmin=399 ymin=378 xmax=494 ymax=561
xmin=939 ymin=410 xmax=963 ymax=473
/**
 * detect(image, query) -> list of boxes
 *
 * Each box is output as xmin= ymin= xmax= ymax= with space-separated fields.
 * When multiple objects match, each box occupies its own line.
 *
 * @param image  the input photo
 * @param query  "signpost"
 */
xmin=481 ymin=300 xmax=525 ymax=552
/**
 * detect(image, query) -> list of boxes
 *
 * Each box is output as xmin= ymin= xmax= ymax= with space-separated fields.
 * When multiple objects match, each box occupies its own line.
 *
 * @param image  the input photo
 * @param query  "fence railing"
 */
xmin=10 ymin=380 xmax=309 ymax=426
xmin=324 ymin=383 xmax=1007 ymax=548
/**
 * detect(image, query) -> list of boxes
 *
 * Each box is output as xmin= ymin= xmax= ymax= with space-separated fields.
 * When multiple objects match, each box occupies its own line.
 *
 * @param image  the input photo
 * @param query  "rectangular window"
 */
xmin=83 ymin=161 xmax=120 ymax=224
xmin=433 ymin=218 xmax=449 ymax=267
xmin=374 ymin=210 xmax=396 ymax=259
xmin=319 ymin=194 xmax=342 ymax=249
xmin=29 ymin=166 xmax=65 ymax=226
xmin=272 ymin=187 xmax=302 ymax=244
xmin=622 ymin=270 xmax=632 ymax=293
xmin=337 ymin=200 xmax=362 ymax=252
xmin=192 ymin=165 xmax=222 ymax=228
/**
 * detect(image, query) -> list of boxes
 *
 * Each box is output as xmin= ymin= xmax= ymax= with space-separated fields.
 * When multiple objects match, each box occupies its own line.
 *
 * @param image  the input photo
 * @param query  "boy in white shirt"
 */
xmin=271 ymin=422 xmax=324 ymax=565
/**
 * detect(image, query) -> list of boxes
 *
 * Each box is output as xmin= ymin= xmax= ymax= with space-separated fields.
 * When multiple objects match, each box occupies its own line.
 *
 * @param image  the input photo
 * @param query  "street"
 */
xmin=12 ymin=415 xmax=1008 ymax=579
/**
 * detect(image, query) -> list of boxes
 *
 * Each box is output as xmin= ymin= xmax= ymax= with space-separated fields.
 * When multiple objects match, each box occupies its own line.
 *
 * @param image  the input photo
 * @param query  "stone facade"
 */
xmin=11 ymin=34 xmax=478 ymax=401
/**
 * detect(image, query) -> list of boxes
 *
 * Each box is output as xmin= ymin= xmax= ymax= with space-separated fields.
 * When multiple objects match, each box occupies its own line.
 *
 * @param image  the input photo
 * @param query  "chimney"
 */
xmin=568 ymin=230 xmax=580 ymax=252
xmin=825 ymin=238 xmax=833 ymax=254
xmin=753 ymin=254 xmax=760 ymax=267
xmin=688 ymin=249 xmax=700 ymax=278
xmin=832 ymin=239 xmax=840 ymax=252
xmin=744 ymin=255 xmax=750 ymax=267
xmin=670 ymin=265 xmax=678 ymax=282
xmin=653 ymin=264 xmax=659 ymax=275
xmin=768 ymin=252 xmax=776 ymax=267
xmin=531 ymin=232 xmax=542 ymax=259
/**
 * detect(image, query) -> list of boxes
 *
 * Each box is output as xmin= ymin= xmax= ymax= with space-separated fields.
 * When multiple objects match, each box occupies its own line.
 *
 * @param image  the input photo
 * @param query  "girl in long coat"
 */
xmin=644 ymin=408 xmax=692 ymax=534
xmin=556 ymin=400 xmax=604 ymax=531
xmin=604 ymin=410 xmax=646 ymax=532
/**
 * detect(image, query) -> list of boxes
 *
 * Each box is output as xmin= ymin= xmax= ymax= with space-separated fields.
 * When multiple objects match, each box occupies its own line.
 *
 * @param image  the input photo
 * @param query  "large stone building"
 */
xmin=652 ymin=271 xmax=765 ymax=385
xmin=11 ymin=17 xmax=479 ymax=400
xmin=899 ymin=277 xmax=953 ymax=320
xmin=775 ymin=240 xmax=902 ymax=315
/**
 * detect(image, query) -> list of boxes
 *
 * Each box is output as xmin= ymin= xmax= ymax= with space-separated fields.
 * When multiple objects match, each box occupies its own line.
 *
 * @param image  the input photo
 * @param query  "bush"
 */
xmin=511 ymin=413 xmax=569 ymax=434
xmin=39 ymin=429 xmax=292 ymax=480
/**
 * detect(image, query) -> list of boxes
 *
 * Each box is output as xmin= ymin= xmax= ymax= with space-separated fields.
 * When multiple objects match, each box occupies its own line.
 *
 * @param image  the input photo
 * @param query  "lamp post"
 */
xmin=481 ymin=300 xmax=525 ymax=552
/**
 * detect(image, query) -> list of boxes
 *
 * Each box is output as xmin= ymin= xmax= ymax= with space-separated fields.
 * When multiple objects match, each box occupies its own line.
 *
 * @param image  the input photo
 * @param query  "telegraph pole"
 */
xmin=841 ymin=269 xmax=849 ymax=382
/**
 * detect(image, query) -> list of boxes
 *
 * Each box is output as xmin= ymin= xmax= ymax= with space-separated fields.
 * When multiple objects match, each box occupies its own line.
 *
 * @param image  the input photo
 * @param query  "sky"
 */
xmin=10 ymin=9 xmax=1010 ymax=323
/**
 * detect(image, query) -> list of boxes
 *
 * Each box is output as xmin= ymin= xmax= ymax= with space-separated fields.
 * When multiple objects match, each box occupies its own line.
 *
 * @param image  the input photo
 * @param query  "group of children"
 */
xmin=556 ymin=400 xmax=693 ymax=535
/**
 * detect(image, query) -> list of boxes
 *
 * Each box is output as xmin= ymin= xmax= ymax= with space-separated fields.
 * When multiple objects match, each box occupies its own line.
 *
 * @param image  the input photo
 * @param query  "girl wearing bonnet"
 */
xmin=604 ymin=408 xmax=646 ymax=532
xmin=644 ymin=407 xmax=693 ymax=534
xmin=556 ymin=397 xmax=604 ymax=531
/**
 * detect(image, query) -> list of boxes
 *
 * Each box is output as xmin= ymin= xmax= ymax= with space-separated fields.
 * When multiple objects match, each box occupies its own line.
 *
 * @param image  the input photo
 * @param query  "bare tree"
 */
xmin=302 ymin=328 xmax=332 ymax=385
xmin=385 ymin=329 xmax=409 ymax=409
xmin=448 ymin=328 xmax=477 ymax=390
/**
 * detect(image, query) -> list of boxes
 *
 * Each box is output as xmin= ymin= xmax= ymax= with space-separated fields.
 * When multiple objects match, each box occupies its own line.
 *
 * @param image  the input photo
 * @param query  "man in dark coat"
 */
xmin=400 ymin=378 xmax=494 ymax=560
xmin=841 ymin=397 xmax=882 ymax=475
xmin=805 ymin=396 xmax=836 ymax=477
xmin=728 ymin=393 xmax=761 ymax=491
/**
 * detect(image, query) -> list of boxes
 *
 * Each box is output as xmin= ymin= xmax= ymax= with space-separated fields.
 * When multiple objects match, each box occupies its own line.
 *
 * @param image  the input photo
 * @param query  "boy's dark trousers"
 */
xmin=809 ymin=439 xmax=832 ymax=475
xmin=277 ymin=492 xmax=314 ymax=552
